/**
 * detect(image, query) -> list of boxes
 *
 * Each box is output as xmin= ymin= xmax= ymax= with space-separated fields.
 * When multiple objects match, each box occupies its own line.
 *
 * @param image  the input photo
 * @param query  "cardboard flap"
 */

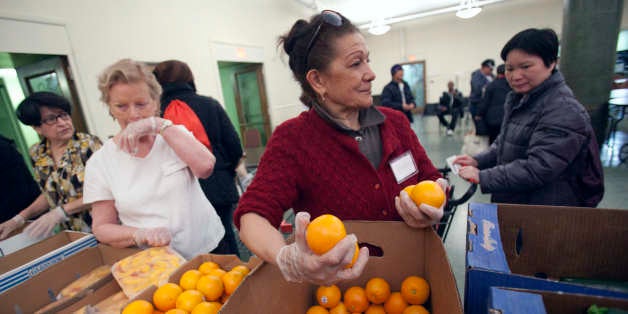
xmin=489 ymin=287 xmax=547 ymax=314
xmin=497 ymin=203 xmax=628 ymax=279
xmin=467 ymin=203 xmax=509 ymax=272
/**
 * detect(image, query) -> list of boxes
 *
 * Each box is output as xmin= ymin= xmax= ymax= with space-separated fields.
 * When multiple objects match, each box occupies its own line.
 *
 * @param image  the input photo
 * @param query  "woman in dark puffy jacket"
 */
xmin=454 ymin=28 xmax=604 ymax=207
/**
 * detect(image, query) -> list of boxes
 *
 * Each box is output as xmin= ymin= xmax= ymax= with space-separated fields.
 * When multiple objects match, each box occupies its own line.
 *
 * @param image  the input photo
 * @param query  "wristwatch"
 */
xmin=159 ymin=119 xmax=173 ymax=135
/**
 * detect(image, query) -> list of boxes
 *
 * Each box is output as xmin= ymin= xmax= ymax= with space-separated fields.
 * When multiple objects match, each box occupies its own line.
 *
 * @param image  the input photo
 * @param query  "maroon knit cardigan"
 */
xmin=234 ymin=106 xmax=441 ymax=229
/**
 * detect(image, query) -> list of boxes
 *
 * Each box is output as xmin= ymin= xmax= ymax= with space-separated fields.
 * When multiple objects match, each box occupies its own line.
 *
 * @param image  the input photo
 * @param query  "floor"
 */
xmin=235 ymin=113 xmax=628 ymax=301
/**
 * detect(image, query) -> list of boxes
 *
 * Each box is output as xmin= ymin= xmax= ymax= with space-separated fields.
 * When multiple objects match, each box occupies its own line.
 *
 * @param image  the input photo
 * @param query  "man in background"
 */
xmin=381 ymin=64 xmax=416 ymax=123
xmin=477 ymin=64 xmax=511 ymax=144
xmin=437 ymin=81 xmax=464 ymax=136
xmin=469 ymin=59 xmax=495 ymax=120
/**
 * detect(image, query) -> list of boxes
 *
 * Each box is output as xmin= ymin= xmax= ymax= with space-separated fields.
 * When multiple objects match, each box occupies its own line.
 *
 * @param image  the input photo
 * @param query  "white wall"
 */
xmin=0 ymin=0 xmax=626 ymax=137
xmin=0 ymin=0 xmax=310 ymax=138
xmin=366 ymin=0 xmax=628 ymax=103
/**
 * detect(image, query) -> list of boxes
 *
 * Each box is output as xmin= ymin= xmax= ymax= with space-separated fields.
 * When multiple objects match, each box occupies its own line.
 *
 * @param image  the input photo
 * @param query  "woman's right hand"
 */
xmin=453 ymin=154 xmax=478 ymax=167
xmin=275 ymin=212 xmax=369 ymax=285
xmin=133 ymin=227 xmax=171 ymax=247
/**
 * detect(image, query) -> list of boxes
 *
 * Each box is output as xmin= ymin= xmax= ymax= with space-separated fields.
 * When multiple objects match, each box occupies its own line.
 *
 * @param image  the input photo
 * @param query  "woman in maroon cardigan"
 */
xmin=234 ymin=10 xmax=446 ymax=285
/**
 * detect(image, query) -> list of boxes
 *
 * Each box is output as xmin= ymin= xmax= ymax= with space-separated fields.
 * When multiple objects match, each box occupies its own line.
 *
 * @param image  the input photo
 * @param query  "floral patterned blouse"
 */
xmin=30 ymin=132 xmax=102 ymax=231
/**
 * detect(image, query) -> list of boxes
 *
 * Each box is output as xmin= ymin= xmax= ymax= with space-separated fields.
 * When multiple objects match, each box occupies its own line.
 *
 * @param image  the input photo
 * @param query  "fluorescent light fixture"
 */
xmin=357 ymin=0 xmax=503 ymax=31
xmin=456 ymin=0 xmax=482 ymax=19
xmin=368 ymin=20 xmax=391 ymax=35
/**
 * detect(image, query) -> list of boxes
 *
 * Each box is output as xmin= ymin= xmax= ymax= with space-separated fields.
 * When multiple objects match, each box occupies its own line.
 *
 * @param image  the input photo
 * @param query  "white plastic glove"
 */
xmin=395 ymin=178 xmax=448 ymax=228
xmin=24 ymin=206 xmax=67 ymax=239
xmin=0 ymin=214 xmax=25 ymax=240
xmin=275 ymin=212 xmax=369 ymax=285
xmin=118 ymin=117 xmax=160 ymax=155
xmin=133 ymin=227 xmax=171 ymax=247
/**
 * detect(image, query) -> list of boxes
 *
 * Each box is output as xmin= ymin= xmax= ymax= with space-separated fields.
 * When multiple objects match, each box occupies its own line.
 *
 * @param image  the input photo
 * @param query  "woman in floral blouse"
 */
xmin=0 ymin=92 xmax=102 ymax=240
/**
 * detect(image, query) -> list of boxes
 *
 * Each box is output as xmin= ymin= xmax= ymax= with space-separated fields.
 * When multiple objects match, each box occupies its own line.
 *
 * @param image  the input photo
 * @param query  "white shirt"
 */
xmin=83 ymin=127 xmax=224 ymax=259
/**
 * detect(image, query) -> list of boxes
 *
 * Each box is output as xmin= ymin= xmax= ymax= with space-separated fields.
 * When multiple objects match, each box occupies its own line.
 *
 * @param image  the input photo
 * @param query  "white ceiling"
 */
xmin=298 ymin=0 xmax=507 ymax=26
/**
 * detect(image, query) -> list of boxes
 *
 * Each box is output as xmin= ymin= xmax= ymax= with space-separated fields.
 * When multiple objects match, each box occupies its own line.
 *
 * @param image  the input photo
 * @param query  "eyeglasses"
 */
xmin=41 ymin=112 xmax=71 ymax=125
xmin=304 ymin=10 xmax=343 ymax=67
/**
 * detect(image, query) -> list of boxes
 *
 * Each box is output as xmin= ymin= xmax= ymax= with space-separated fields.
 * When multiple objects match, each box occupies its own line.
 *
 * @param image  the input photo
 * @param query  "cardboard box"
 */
xmin=465 ymin=203 xmax=628 ymax=314
xmin=58 ymin=279 xmax=125 ymax=314
xmin=0 ymin=245 xmax=139 ymax=314
xmin=220 ymin=221 xmax=462 ymax=314
xmin=0 ymin=231 xmax=97 ymax=293
xmin=131 ymin=253 xmax=263 ymax=305
xmin=489 ymin=287 xmax=628 ymax=314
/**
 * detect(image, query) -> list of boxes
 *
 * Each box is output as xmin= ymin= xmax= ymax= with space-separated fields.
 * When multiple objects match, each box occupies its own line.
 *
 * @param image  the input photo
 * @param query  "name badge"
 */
xmin=389 ymin=151 xmax=418 ymax=184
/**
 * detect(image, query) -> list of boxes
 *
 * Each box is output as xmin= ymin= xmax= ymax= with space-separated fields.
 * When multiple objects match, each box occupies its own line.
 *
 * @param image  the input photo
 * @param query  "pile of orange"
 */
xmin=306 ymin=214 xmax=359 ymax=268
xmin=122 ymin=261 xmax=251 ymax=314
xmin=306 ymin=276 xmax=431 ymax=314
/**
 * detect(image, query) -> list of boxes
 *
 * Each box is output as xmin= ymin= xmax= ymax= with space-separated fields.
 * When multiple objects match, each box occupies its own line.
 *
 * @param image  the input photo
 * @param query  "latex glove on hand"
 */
xmin=0 ymin=214 xmax=26 ymax=240
xmin=118 ymin=117 xmax=160 ymax=155
xmin=275 ymin=212 xmax=369 ymax=285
xmin=396 ymin=178 xmax=448 ymax=228
xmin=25 ymin=206 xmax=67 ymax=239
xmin=133 ymin=227 xmax=171 ymax=247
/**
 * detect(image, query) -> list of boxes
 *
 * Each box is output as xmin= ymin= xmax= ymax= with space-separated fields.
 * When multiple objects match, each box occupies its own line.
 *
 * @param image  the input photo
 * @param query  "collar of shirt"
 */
xmin=312 ymin=102 xmax=385 ymax=135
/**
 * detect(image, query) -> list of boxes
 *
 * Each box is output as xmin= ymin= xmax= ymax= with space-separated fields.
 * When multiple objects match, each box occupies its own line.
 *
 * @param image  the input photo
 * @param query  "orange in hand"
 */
xmin=306 ymin=214 xmax=359 ymax=268
xmin=409 ymin=180 xmax=445 ymax=208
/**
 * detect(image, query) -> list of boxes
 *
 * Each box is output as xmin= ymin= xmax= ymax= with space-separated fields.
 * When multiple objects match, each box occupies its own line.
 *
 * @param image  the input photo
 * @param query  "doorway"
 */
xmin=401 ymin=61 xmax=427 ymax=114
xmin=0 ymin=52 xmax=88 ymax=166
xmin=218 ymin=61 xmax=271 ymax=166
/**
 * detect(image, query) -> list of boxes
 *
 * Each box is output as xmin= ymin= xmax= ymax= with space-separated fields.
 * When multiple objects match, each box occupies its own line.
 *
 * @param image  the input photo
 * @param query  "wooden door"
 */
xmin=15 ymin=56 xmax=88 ymax=133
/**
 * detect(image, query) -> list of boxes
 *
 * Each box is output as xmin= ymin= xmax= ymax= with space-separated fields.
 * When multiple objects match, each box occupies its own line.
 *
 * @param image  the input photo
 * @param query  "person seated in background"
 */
xmin=235 ymin=10 xmax=447 ymax=286
xmin=84 ymin=59 xmax=224 ymax=259
xmin=476 ymin=64 xmax=511 ymax=144
xmin=0 ymin=135 xmax=41 ymax=237
xmin=381 ymin=64 xmax=416 ymax=123
xmin=153 ymin=59 xmax=244 ymax=255
xmin=0 ymin=92 xmax=102 ymax=240
xmin=437 ymin=81 xmax=464 ymax=136
xmin=455 ymin=28 xmax=604 ymax=207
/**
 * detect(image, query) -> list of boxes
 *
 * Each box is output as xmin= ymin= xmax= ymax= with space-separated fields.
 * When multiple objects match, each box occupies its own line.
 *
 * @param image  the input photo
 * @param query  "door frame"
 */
xmin=232 ymin=64 xmax=272 ymax=148
xmin=0 ymin=15 xmax=96 ymax=135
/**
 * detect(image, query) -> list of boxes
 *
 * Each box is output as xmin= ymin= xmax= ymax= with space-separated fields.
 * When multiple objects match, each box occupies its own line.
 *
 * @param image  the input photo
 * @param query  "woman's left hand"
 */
xmin=118 ymin=117 xmax=160 ymax=154
xmin=395 ymin=178 xmax=447 ymax=228
xmin=458 ymin=166 xmax=480 ymax=184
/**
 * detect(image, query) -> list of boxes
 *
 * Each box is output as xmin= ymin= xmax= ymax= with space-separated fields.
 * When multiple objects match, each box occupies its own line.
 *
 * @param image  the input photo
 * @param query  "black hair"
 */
xmin=500 ymin=28 xmax=559 ymax=68
xmin=278 ymin=11 xmax=359 ymax=107
xmin=496 ymin=64 xmax=506 ymax=75
xmin=16 ymin=92 xmax=72 ymax=126
xmin=481 ymin=59 xmax=495 ymax=68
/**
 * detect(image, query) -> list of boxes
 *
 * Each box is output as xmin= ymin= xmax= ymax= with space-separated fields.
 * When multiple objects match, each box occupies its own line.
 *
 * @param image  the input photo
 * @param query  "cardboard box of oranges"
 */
xmin=127 ymin=254 xmax=262 ymax=312
xmin=220 ymin=221 xmax=462 ymax=314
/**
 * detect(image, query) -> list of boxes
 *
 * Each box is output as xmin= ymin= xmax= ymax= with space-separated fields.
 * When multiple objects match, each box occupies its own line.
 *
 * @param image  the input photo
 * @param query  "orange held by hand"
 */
xmin=408 ymin=181 xmax=445 ymax=208
xmin=306 ymin=214 xmax=359 ymax=268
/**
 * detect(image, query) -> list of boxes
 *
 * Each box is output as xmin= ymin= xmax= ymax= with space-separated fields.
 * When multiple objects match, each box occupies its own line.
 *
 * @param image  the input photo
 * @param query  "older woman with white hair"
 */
xmin=84 ymin=59 xmax=224 ymax=259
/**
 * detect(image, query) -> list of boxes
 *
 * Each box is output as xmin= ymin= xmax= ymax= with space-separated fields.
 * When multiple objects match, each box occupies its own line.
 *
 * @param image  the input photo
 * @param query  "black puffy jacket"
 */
xmin=474 ymin=71 xmax=603 ymax=206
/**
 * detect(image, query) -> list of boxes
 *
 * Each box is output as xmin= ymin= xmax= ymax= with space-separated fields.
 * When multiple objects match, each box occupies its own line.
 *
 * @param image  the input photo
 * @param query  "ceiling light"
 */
xmin=368 ymin=23 xmax=391 ymax=35
xmin=456 ymin=0 xmax=482 ymax=19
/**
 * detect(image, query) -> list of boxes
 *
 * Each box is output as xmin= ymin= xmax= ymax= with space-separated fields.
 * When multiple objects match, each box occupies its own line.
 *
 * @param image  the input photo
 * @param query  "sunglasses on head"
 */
xmin=304 ymin=10 xmax=343 ymax=66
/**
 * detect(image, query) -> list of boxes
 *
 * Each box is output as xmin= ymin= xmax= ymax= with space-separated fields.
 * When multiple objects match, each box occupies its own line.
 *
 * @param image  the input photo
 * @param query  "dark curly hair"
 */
xmin=278 ymin=11 xmax=359 ymax=107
